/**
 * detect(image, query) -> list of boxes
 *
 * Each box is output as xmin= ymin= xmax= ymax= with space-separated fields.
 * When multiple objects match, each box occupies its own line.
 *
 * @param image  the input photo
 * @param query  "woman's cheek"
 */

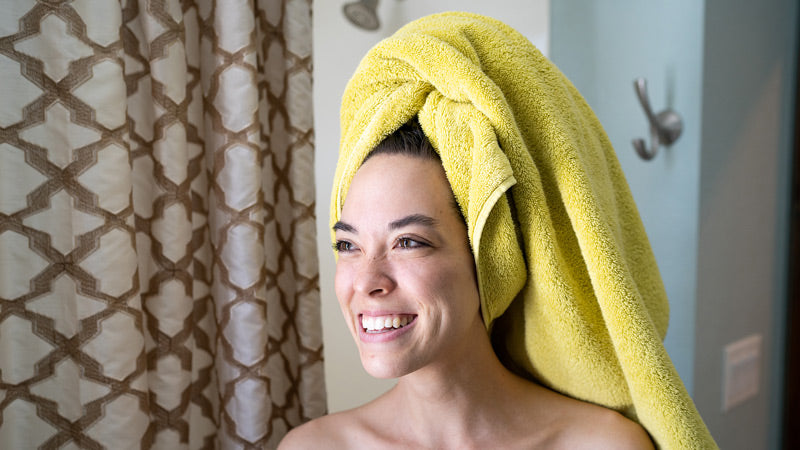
xmin=334 ymin=263 xmax=354 ymax=308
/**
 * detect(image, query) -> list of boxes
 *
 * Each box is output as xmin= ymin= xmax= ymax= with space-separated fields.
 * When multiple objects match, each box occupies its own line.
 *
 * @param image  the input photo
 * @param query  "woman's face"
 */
xmin=333 ymin=153 xmax=482 ymax=379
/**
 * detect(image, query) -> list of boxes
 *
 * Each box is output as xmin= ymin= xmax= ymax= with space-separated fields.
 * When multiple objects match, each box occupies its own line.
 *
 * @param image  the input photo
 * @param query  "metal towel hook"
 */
xmin=631 ymin=77 xmax=683 ymax=160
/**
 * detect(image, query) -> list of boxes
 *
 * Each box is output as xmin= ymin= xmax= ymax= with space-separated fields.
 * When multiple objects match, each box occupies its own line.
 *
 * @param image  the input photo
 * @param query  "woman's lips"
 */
xmin=357 ymin=313 xmax=417 ymax=343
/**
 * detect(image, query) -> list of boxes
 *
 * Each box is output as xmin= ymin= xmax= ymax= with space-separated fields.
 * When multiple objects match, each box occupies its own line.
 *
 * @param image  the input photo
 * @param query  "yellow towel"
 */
xmin=331 ymin=12 xmax=716 ymax=449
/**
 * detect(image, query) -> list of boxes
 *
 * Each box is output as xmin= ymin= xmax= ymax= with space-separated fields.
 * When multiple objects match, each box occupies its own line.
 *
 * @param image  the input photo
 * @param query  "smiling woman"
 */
xmin=281 ymin=124 xmax=654 ymax=449
xmin=282 ymin=10 xmax=716 ymax=450
xmin=333 ymin=149 xmax=480 ymax=381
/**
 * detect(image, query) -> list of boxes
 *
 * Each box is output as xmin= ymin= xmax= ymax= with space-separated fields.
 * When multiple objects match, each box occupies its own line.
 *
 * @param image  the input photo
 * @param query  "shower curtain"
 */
xmin=0 ymin=0 xmax=325 ymax=448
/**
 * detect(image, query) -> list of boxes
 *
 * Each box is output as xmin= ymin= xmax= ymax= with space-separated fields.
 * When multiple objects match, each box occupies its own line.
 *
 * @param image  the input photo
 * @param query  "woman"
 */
xmin=280 ymin=121 xmax=653 ymax=448
xmin=283 ymin=12 xmax=715 ymax=449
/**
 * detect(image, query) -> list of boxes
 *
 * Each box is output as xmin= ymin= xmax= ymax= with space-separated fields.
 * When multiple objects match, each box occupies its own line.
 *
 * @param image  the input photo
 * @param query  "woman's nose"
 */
xmin=353 ymin=257 xmax=396 ymax=296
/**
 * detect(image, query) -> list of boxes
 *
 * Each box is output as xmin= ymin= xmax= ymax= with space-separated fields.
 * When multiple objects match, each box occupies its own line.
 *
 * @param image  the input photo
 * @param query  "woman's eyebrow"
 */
xmin=389 ymin=214 xmax=438 ymax=230
xmin=332 ymin=221 xmax=356 ymax=233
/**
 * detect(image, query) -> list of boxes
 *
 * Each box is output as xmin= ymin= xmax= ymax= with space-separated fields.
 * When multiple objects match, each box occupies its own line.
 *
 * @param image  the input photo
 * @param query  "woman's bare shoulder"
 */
xmin=557 ymin=404 xmax=654 ymax=449
xmin=278 ymin=412 xmax=351 ymax=449
xmin=278 ymin=406 xmax=379 ymax=450
xmin=523 ymin=384 xmax=653 ymax=449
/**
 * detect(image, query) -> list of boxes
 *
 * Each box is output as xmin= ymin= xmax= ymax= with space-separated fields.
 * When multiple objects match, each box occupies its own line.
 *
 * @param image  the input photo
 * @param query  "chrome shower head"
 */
xmin=343 ymin=0 xmax=380 ymax=31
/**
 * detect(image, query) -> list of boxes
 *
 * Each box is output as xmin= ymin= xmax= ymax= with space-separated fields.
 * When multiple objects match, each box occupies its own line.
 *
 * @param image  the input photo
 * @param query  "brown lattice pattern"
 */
xmin=0 ymin=0 xmax=325 ymax=448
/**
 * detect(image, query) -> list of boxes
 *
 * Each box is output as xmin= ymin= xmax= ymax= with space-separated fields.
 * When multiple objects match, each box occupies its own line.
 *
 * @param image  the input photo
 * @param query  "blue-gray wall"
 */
xmin=695 ymin=1 xmax=798 ymax=449
xmin=552 ymin=1 xmax=798 ymax=448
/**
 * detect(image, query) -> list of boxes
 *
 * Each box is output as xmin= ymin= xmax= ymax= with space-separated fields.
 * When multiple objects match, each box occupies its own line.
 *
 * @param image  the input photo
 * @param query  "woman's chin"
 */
xmin=359 ymin=355 xmax=414 ymax=379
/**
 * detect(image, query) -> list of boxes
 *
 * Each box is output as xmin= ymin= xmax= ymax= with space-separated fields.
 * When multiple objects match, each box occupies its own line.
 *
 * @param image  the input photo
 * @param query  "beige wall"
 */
xmin=312 ymin=0 xmax=550 ymax=413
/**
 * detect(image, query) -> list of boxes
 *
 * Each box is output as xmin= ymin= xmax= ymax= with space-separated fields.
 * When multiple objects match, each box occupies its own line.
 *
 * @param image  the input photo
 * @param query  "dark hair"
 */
xmin=364 ymin=117 xmax=466 ymax=225
xmin=363 ymin=118 xmax=441 ymax=163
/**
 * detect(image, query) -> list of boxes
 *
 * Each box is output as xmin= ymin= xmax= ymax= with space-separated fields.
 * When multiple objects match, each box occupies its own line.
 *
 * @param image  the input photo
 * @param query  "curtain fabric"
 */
xmin=0 ymin=0 xmax=325 ymax=448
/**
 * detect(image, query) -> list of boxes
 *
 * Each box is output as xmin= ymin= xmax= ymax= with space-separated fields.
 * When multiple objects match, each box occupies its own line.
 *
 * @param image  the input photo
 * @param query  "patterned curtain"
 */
xmin=0 ymin=0 xmax=325 ymax=448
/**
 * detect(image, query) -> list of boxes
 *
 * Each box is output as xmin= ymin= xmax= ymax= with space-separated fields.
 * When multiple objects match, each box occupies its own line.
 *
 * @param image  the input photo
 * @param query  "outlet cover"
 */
xmin=722 ymin=333 xmax=762 ymax=412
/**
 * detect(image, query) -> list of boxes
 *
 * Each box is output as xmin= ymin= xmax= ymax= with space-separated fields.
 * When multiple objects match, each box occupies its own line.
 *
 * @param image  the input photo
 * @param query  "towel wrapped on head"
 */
xmin=331 ymin=11 xmax=716 ymax=449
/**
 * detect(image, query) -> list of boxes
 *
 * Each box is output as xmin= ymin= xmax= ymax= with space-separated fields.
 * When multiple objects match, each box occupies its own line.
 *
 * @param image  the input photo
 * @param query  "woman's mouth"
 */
xmin=360 ymin=314 xmax=417 ymax=333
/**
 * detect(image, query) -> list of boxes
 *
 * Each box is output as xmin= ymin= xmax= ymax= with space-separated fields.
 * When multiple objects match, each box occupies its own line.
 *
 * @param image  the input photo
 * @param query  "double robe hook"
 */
xmin=631 ymin=78 xmax=683 ymax=160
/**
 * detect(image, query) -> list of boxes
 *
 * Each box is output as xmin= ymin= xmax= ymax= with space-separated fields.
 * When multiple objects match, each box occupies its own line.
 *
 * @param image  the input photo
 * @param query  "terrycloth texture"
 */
xmin=332 ymin=12 xmax=716 ymax=450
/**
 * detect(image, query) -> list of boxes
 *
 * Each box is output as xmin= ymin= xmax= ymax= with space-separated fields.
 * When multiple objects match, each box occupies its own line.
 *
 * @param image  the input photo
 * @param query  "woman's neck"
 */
xmin=380 ymin=317 xmax=536 ymax=448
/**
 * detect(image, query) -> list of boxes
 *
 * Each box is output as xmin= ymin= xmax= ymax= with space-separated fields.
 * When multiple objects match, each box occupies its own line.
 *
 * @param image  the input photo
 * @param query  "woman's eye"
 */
xmin=397 ymin=237 xmax=425 ymax=249
xmin=333 ymin=240 xmax=355 ymax=253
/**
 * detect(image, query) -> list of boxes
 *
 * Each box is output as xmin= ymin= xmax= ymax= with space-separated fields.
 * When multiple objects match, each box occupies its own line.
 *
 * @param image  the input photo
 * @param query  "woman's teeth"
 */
xmin=361 ymin=315 xmax=414 ymax=333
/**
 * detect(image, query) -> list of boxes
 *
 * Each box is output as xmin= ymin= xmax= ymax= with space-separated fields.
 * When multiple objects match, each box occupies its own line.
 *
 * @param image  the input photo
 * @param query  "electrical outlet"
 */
xmin=722 ymin=334 xmax=762 ymax=412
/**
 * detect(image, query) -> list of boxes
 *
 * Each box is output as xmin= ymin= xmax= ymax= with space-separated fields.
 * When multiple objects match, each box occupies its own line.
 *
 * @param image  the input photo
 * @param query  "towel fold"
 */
xmin=331 ymin=11 xmax=716 ymax=449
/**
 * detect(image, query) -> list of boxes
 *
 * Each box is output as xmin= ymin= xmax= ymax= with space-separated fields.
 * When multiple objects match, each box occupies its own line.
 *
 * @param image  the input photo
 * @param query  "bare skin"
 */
xmin=280 ymin=154 xmax=654 ymax=449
